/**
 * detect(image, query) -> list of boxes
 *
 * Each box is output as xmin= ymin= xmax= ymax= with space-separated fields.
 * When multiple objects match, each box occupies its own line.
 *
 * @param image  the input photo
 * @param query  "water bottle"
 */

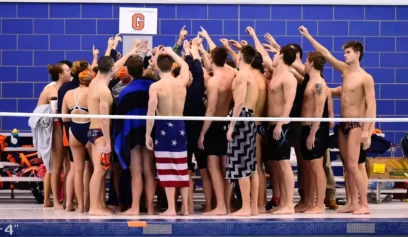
xmin=10 ymin=129 xmax=19 ymax=147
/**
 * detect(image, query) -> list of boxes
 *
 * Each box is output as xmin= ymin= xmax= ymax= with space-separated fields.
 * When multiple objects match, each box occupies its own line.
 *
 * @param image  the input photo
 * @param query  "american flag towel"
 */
xmin=154 ymin=120 xmax=189 ymax=188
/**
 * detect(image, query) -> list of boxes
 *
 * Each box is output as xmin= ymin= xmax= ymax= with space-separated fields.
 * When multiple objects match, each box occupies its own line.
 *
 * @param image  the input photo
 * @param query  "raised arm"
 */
xmin=264 ymin=33 xmax=281 ymax=51
xmin=91 ymin=45 xmax=99 ymax=69
xmin=104 ymin=37 xmax=114 ymax=56
xmin=145 ymin=84 xmax=159 ymax=150
xmin=299 ymin=26 xmax=348 ymax=73
xmin=307 ymin=81 xmax=328 ymax=150
xmin=291 ymin=59 xmax=305 ymax=77
xmin=198 ymin=78 xmax=218 ymax=150
xmin=173 ymin=26 xmax=187 ymax=56
xmin=163 ymin=47 xmax=189 ymax=85
xmin=190 ymin=39 xmax=204 ymax=80
xmin=113 ymin=39 xmax=140 ymax=73
xmin=199 ymin=26 xmax=217 ymax=52
xmin=226 ymin=73 xmax=246 ymax=141
xmin=246 ymin=27 xmax=274 ymax=73
xmin=361 ymin=75 xmax=376 ymax=143
xmin=219 ymin=38 xmax=239 ymax=63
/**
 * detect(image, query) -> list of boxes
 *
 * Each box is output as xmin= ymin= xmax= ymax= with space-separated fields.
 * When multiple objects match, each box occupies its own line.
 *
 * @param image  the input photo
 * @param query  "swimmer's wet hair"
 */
xmin=157 ymin=54 xmax=174 ymax=73
xmin=48 ymin=63 xmax=65 ymax=82
xmin=58 ymin=60 xmax=73 ymax=69
xmin=240 ymin=45 xmax=257 ymax=65
xmin=288 ymin=44 xmax=303 ymax=59
xmin=279 ymin=45 xmax=297 ymax=66
xmin=211 ymin=47 xmax=228 ymax=67
xmin=342 ymin=40 xmax=364 ymax=61
xmin=127 ymin=56 xmax=144 ymax=79
xmin=251 ymin=52 xmax=264 ymax=74
xmin=307 ymin=52 xmax=326 ymax=72
xmin=98 ymin=56 xmax=115 ymax=74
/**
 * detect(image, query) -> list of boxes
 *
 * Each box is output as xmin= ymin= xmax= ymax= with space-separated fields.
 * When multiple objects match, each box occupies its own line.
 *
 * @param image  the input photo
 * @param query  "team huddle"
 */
xmin=37 ymin=24 xmax=376 ymax=217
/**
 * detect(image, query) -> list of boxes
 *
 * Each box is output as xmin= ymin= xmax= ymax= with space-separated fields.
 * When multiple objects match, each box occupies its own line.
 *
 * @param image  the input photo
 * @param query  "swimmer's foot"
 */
xmin=89 ymin=208 xmax=112 ymax=216
xmin=120 ymin=208 xmax=140 ymax=216
xmin=272 ymin=206 xmax=295 ymax=215
xmin=44 ymin=199 xmax=53 ymax=208
xmin=353 ymin=206 xmax=370 ymax=215
xmin=296 ymin=204 xmax=313 ymax=213
xmin=54 ymin=203 xmax=64 ymax=210
xmin=160 ymin=209 xmax=177 ymax=216
xmin=203 ymin=207 xmax=227 ymax=216
xmin=65 ymin=202 xmax=75 ymax=212
xmin=337 ymin=204 xmax=359 ymax=213
xmin=270 ymin=204 xmax=284 ymax=213
xmin=304 ymin=205 xmax=325 ymax=214
xmin=229 ymin=207 xmax=251 ymax=217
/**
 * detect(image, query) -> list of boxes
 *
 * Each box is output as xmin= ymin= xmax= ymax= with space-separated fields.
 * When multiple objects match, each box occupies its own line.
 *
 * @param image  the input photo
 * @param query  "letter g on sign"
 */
xmin=132 ymin=13 xmax=145 ymax=31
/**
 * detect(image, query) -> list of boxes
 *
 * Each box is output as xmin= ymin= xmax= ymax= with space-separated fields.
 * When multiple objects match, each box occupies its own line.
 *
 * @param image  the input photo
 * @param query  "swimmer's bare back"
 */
xmin=267 ymin=71 xmax=297 ymax=125
xmin=210 ymin=68 xmax=235 ymax=117
xmin=301 ymin=75 xmax=328 ymax=126
xmin=254 ymin=70 xmax=267 ymax=120
xmin=235 ymin=69 xmax=258 ymax=111
xmin=88 ymin=79 xmax=112 ymax=129
xmin=151 ymin=76 xmax=187 ymax=117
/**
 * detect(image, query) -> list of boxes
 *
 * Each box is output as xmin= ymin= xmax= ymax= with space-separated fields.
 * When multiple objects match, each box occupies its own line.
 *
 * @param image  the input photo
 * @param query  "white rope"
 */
xmin=0 ymin=112 xmax=407 ymax=122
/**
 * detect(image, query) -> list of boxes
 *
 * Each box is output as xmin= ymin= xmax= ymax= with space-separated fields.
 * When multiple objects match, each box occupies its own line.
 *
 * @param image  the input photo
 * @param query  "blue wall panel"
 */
xmin=0 ymin=3 xmax=407 ymax=147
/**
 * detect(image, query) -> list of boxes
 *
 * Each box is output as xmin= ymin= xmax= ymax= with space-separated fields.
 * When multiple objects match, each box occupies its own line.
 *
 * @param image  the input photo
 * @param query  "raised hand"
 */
xmin=198 ymin=44 xmax=207 ymax=54
xmin=228 ymin=39 xmax=242 ymax=50
xmin=262 ymin=43 xmax=277 ymax=53
xmin=240 ymin=40 xmax=248 ymax=46
xmin=140 ymin=40 xmax=149 ymax=54
xmin=192 ymin=36 xmax=203 ymax=46
xmin=92 ymin=44 xmax=99 ymax=57
xmin=298 ymin=25 xmax=309 ymax=36
xmin=114 ymin=34 xmax=122 ymax=44
xmin=198 ymin=26 xmax=209 ymax=39
xmin=183 ymin=39 xmax=190 ymax=52
xmin=246 ymin=26 xmax=256 ymax=37
xmin=163 ymin=46 xmax=174 ymax=54
xmin=149 ymin=57 xmax=157 ymax=69
xmin=107 ymin=37 xmax=114 ymax=47
xmin=219 ymin=38 xmax=230 ymax=48
xmin=179 ymin=25 xmax=188 ymax=40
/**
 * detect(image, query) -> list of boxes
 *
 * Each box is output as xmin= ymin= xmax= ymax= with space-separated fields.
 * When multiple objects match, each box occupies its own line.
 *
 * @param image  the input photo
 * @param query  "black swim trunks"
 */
xmin=300 ymin=125 xmax=325 ymax=161
xmin=185 ymin=121 xmax=207 ymax=171
xmin=265 ymin=124 xmax=291 ymax=161
xmin=204 ymin=121 xmax=229 ymax=157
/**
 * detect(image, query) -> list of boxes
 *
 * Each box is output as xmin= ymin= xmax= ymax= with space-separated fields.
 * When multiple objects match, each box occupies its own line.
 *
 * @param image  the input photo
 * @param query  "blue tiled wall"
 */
xmin=0 ymin=3 xmax=407 ymax=146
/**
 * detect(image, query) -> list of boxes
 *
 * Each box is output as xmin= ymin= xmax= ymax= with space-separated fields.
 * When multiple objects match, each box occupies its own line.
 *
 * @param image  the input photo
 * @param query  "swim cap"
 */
xmin=78 ymin=69 xmax=96 ymax=86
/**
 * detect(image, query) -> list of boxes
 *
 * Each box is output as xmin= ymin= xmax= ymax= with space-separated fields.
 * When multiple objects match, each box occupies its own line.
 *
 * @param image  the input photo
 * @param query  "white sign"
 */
xmin=2 ymin=0 xmax=408 ymax=5
xmin=119 ymin=8 xmax=158 ymax=35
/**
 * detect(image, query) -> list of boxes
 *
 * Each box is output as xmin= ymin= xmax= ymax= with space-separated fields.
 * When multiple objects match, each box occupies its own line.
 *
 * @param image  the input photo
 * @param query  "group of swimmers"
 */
xmin=35 ymin=24 xmax=376 ymax=216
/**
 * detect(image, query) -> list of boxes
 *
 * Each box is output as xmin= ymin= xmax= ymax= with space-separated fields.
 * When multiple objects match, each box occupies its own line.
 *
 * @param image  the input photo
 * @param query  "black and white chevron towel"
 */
xmin=226 ymin=107 xmax=257 ymax=180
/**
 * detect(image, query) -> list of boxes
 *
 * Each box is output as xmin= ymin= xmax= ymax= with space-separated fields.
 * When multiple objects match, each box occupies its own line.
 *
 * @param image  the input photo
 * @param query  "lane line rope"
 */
xmin=0 ymin=112 xmax=406 ymax=122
